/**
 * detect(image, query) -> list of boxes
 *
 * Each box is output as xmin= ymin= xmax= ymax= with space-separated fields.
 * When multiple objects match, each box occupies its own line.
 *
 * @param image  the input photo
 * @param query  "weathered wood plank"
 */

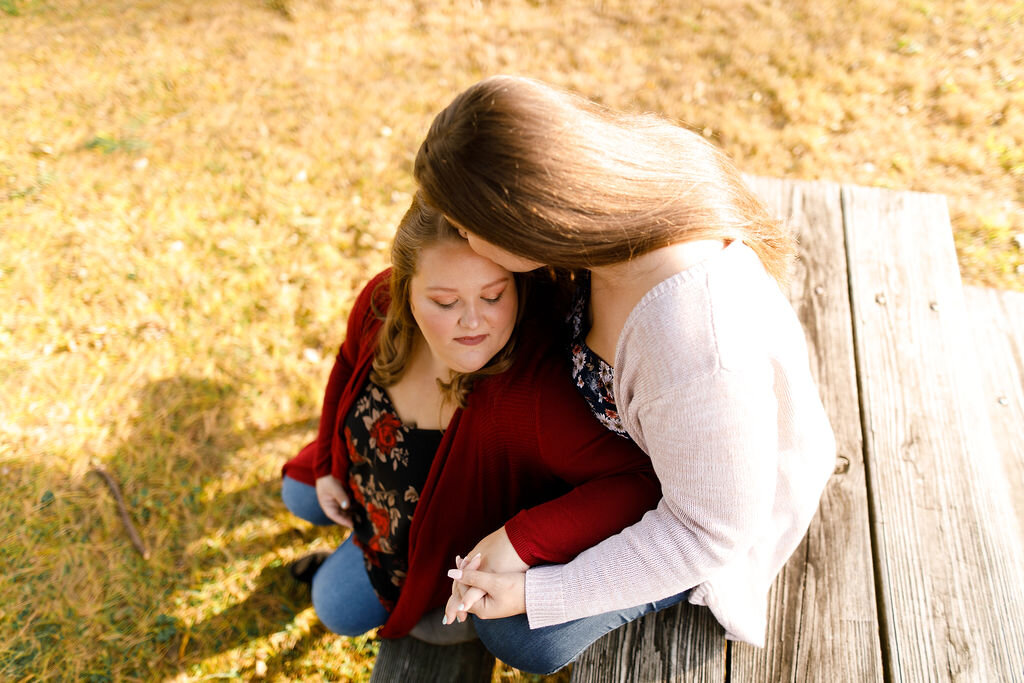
xmin=369 ymin=637 xmax=495 ymax=683
xmin=964 ymin=285 xmax=1024 ymax=533
xmin=570 ymin=603 xmax=725 ymax=683
xmin=842 ymin=185 xmax=1024 ymax=681
xmin=733 ymin=177 xmax=883 ymax=681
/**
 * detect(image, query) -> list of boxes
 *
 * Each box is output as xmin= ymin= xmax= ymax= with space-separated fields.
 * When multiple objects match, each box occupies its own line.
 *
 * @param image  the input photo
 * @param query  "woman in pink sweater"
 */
xmin=417 ymin=76 xmax=837 ymax=674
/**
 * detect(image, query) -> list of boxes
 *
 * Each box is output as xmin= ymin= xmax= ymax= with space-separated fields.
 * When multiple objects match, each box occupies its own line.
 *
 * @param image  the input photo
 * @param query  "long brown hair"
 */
xmin=414 ymin=75 xmax=794 ymax=285
xmin=370 ymin=192 xmax=524 ymax=408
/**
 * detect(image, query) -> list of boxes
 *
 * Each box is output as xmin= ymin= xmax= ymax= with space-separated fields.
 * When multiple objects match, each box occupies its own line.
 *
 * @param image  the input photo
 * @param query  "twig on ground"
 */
xmin=89 ymin=462 xmax=151 ymax=560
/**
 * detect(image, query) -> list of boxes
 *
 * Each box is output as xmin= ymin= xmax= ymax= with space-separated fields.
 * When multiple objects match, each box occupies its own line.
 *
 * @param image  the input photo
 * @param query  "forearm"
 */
xmin=313 ymin=356 xmax=351 ymax=477
xmin=521 ymin=370 xmax=780 ymax=626
xmin=504 ymin=469 xmax=660 ymax=565
xmin=524 ymin=499 xmax=714 ymax=627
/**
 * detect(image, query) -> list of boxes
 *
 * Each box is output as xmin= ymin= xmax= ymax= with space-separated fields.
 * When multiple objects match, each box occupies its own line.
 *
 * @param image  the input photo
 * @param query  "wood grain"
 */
xmin=964 ymin=285 xmax=1024 ymax=538
xmin=842 ymin=185 xmax=1024 ymax=681
xmin=570 ymin=602 xmax=725 ymax=683
xmin=369 ymin=637 xmax=495 ymax=683
xmin=733 ymin=177 xmax=883 ymax=681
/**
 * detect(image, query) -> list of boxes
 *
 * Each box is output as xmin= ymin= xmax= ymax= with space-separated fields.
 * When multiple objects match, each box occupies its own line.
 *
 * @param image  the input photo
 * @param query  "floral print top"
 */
xmin=567 ymin=274 xmax=630 ymax=439
xmin=342 ymin=381 xmax=442 ymax=610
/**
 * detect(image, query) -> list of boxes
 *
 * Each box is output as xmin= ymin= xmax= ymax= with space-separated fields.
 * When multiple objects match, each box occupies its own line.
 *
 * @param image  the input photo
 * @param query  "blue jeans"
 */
xmin=473 ymin=590 xmax=690 ymax=675
xmin=281 ymin=476 xmax=389 ymax=636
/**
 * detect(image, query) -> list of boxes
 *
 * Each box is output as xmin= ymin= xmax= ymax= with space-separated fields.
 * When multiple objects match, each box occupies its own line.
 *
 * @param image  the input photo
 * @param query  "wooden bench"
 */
xmin=370 ymin=178 xmax=1024 ymax=681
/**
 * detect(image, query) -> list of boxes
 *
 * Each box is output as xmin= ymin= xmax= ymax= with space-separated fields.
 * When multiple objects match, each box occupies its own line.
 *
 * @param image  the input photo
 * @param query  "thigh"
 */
xmin=474 ymin=590 xmax=689 ymax=675
xmin=311 ymin=536 xmax=390 ymax=637
xmin=281 ymin=475 xmax=335 ymax=526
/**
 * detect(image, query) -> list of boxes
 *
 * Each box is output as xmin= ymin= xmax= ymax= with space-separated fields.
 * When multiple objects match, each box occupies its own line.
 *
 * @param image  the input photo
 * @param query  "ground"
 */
xmin=1 ymin=1 xmax=1021 ymax=681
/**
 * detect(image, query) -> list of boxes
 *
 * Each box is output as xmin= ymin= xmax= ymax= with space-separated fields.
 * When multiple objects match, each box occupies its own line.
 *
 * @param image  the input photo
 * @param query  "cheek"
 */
xmin=491 ymin=298 xmax=518 ymax=334
xmin=412 ymin=306 xmax=452 ymax=343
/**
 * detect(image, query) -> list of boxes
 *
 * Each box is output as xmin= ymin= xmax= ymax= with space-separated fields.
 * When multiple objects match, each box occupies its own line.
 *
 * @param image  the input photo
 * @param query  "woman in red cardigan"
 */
xmin=281 ymin=193 xmax=660 ymax=642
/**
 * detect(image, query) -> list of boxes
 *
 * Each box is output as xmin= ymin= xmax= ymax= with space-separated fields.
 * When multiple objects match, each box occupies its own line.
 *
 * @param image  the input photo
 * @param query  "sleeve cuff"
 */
xmin=503 ymin=514 xmax=538 ymax=566
xmin=525 ymin=564 xmax=568 ymax=629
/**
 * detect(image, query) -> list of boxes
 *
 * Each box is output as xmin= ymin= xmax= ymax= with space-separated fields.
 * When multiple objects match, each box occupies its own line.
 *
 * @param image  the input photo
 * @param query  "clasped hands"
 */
xmin=316 ymin=477 xmax=528 ymax=625
xmin=442 ymin=527 xmax=529 ymax=625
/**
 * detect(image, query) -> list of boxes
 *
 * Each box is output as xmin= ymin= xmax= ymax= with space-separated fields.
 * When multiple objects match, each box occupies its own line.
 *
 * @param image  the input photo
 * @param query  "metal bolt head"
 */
xmin=929 ymin=301 xmax=939 ymax=311
xmin=998 ymin=396 xmax=1009 ymax=406
xmin=814 ymin=285 xmax=825 ymax=296
xmin=875 ymin=293 xmax=887 ymax=305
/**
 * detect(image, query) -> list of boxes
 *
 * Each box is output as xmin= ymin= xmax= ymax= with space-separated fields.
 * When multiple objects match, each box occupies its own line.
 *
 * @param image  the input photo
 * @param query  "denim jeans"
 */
xmin=281 ymin=476 xmax=389 ymax=636
xmin=473 ymin=589 xmax=690 ymax=675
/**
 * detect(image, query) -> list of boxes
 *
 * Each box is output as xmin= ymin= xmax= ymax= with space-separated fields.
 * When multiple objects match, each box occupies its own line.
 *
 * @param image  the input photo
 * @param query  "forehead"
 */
xmin=413 ymin=241 xmax=512 ymax=288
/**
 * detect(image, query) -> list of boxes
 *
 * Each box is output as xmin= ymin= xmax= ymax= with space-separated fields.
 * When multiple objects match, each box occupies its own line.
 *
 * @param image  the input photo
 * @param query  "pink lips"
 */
xmin=454 ymin=335 xmax=487 ymax=346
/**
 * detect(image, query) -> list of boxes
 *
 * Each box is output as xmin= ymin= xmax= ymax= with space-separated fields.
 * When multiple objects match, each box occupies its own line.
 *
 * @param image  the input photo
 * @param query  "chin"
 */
xmin=449 ymin=353 xmax=492 ymax=374
xmin=453 ymin=361 xmax=487 ymax=374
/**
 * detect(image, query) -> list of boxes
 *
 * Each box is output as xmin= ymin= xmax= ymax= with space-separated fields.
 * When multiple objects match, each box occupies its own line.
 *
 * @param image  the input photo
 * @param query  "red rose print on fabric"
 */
xmin=348 ymin=475 xmax=365 ymax=506
xmin=370 ymin=412 xmax=402 ymax=456
xmin=345 ymin=425 xmax=363 ymax=464
xmin=367 ymin=502 xmax=391 ymax=539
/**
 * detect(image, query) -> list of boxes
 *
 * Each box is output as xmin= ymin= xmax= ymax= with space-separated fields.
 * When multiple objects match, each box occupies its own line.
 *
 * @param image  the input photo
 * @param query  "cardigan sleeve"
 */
xmin=502 ymin=361 xmax=662 ymax=566
xmin=312 ymin=271 xmax=389 ymax=478
xmin=522 ymin=364 xmax=779 ymax=628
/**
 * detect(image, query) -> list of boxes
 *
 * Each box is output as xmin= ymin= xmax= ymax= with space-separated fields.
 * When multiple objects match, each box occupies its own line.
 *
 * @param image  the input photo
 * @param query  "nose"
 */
xmin=460 ymin=302 xmax=481 ymax=330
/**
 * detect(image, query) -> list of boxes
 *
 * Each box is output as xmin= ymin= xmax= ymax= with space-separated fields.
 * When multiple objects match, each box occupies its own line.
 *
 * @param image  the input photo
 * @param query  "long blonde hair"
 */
xmin=414 ymin=75 xmax=794 ymax=285
xmin=370 ymin=192 xmax=524 ymax=408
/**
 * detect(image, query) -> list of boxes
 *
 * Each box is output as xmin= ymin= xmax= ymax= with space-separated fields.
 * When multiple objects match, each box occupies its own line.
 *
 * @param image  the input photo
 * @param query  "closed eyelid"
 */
xmin=482 ymin=284 xmax=509 ymax=298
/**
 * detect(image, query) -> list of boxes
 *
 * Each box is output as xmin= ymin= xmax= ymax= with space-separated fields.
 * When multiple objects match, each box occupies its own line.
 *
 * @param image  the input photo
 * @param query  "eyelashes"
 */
xmin=431 ymin=291 xmax=505 ymax=309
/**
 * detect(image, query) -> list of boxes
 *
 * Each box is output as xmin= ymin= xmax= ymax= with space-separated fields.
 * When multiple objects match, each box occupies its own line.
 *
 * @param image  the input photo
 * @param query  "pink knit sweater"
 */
xmin=523 ymin=241 xmax=836 ymax=646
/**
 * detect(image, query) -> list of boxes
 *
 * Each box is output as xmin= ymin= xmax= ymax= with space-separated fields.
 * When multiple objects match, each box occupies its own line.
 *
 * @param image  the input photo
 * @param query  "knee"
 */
xmin=475 ymin=617 xmax=572 ymax=676
xmin=281 ymin=476 xmax=332 ymax=526
xmin=311 ymin=580 xmax=370 ymax=637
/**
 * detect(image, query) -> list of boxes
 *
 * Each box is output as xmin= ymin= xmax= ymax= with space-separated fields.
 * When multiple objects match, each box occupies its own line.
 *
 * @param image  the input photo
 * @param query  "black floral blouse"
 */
xmin=567 ymin=274 xmax=630 ymax=439
xmin=342 ymin=381 xmax=442 ymax=610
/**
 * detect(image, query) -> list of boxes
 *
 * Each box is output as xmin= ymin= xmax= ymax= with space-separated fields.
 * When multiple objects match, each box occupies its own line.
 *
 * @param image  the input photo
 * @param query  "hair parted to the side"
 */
xmin=414 ymin=75 xmax=795 ymax=285
xmin=370 ymin=192 xmax=525 ymax=409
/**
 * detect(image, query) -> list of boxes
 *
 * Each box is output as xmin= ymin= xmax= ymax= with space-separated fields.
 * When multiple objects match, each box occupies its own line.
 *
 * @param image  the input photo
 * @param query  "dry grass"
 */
xmin=1 ymin=0 xmax=1021 ymax=680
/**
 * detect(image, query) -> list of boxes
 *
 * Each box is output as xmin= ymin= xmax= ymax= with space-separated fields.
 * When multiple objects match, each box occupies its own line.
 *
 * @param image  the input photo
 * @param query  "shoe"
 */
xmin=289 ymin=551 xmax=331 ymax=584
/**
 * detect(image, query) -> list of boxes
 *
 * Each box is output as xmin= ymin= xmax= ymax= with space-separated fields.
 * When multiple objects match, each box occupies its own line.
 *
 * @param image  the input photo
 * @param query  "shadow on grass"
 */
xmin=90 ymin=375 xmax=345 ymax=679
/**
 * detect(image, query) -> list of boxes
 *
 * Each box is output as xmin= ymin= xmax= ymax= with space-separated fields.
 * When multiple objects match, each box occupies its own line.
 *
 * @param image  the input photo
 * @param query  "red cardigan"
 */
xmin=283 ymin=270 xmax=660 ymax=638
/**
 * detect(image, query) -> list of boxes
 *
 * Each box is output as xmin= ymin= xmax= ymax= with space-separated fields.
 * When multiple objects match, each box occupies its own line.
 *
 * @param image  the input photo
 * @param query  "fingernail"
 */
xmin=447 ymin=569 xmax=463 ymax=580
xmin=441 ymin=615 xmax=448 ymax=625
xmin=341 ymin=501 xmax=349 ymax=509
xmin=458 ymin=603 xmax=465 ymax=611
xmin=472 ymin=553 xmax=481 ymax=560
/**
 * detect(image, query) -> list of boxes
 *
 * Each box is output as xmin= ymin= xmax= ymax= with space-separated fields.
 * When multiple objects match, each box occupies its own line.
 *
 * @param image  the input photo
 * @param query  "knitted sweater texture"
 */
xmin=524 ymin=241 xmax=836 ymax=646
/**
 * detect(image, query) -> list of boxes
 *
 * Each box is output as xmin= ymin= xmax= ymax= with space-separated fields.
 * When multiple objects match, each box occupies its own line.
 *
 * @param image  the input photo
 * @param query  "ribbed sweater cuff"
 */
xmin=502 ymin=517 xmax=536 ymax=565
xmin=525 ymin=564 xmax=567 ymax=629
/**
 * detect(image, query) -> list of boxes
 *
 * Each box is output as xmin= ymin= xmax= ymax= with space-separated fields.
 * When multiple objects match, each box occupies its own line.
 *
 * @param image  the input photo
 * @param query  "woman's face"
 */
xmin=409 ymin=241 xmax=518 ymax=374
xmin=447 ymin=222 xmax=545 ymax=273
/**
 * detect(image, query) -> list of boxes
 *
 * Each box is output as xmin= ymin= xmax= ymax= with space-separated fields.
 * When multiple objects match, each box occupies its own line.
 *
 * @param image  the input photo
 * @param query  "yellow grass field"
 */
xmin=1 ymin=0 xmax=1021 ymax=680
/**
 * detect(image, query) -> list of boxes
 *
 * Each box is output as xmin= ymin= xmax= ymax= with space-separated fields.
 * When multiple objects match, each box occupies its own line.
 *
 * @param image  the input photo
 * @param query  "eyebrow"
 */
xmin=425 ymin=277 xmax=511 ymax=293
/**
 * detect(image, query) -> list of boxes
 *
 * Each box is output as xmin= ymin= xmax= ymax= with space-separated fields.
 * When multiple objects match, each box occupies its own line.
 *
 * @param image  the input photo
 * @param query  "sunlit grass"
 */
xmin=1 ymin=0 xmax=1021 ymax=680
